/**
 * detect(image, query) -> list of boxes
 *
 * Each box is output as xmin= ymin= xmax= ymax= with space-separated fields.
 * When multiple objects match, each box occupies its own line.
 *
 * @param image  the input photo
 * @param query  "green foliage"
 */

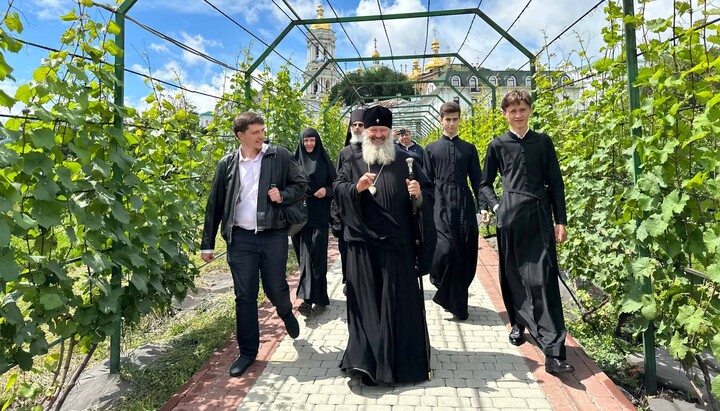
xmin=259 ymin=66 xmax=309 ymax=150
xmin=328 ymin=65 xmax=415 ymax=107
xmin=530 ymin=0 xmax=720 ymax=400
xmin=0 ymin=3 xmax=215 ymax=393
xmin=313 ymin=99 xmax=347 ymax=163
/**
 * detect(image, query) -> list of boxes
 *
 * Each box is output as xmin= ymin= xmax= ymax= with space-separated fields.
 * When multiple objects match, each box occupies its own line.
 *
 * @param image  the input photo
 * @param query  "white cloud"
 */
xmin=127 ymin=60 xmax=265 ymax=113
xmin=31 ymin=0 xmax=73 ymax=21
xmin=178 ymin=32 xmax=223 ymax=66
xmin=149 ymin=43 xmax=170 ymax=53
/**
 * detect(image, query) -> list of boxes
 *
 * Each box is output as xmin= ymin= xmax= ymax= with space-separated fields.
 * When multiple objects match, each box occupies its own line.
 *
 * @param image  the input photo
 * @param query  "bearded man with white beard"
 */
xmin=333 ymin=105 xmax=436 ymax=386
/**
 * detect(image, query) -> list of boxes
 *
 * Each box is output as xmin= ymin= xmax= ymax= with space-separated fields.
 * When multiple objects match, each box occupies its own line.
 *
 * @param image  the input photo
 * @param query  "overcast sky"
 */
xmin=3 ymin=0 xmax=692 ymax=114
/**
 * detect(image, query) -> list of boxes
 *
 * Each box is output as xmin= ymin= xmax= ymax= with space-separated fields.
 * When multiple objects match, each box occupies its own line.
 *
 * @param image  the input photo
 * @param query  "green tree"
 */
xmin=328 ymin=66 xmax=414 ymax=107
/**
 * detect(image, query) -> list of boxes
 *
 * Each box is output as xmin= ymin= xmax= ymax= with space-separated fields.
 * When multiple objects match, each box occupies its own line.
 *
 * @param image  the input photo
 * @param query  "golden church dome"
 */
xmin=310 ymin=4 xmax=331 ymax=30
xmin=424 ymin=37 xmax=445 ymax=72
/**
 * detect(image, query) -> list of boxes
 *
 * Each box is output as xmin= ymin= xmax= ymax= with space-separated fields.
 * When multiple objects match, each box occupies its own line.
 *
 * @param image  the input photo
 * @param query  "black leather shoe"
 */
xmin=229 ymin=356 xmax=255 ymax=377
xmin=545 ymin=357 xmax=575 ymax=374
xmin=281 ymin=312 xmax=300 ymax=339
xmin=360 ymin=373 xmax=378 ymax=386
xmin=508 ymin=325 xmax=525 ymax=346
xmin=298 ymin=302 xmax=312 ymax=316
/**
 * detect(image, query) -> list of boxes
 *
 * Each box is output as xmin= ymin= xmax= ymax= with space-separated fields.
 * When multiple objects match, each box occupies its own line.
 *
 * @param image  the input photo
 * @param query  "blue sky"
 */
xmin=4 ymin=0 xmax=678 ymax=114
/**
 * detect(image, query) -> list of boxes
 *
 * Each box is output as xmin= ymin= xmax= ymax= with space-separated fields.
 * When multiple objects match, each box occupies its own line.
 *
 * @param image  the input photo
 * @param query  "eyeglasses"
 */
xmin=352 ymin=122 xmax=364 ymax=127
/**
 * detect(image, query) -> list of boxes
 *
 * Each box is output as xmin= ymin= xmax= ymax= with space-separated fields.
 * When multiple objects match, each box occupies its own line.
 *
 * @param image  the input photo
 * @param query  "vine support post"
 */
xmin=110 ymin=0 xmax=139 ymax=375
xmin=529 ymin=57 xmax=536 ymax=104
xmin=245 ymin=76 xmax=252 ymax=105
xmin=623 ymin=0 xmax=657 ymax=395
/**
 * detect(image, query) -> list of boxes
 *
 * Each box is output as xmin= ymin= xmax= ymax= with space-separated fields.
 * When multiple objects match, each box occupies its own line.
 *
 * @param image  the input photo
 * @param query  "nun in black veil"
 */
xmin=292 ymin=127 xmax=337 ymax=315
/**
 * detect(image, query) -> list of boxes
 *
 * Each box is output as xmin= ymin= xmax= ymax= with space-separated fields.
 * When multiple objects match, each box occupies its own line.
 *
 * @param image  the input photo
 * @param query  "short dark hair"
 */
xmin=439 ymin=101 xmax=461 ymax=119
xmin=233 ymin=111 xmax=264 ymax=134
xmin=501 ymin=89 xmax=533 ymax=111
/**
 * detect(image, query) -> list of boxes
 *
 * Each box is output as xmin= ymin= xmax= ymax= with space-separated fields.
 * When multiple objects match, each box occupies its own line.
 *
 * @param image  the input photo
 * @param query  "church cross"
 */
xmin=376 ymin=118 xmax=380 ymax=123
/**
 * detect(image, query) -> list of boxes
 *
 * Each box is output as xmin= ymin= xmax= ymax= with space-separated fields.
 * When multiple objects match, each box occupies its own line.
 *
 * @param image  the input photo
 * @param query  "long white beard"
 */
xmin=349 ymin=131 xmax=363 ymax=145
xmin=362 ymin=132 xmax=396 ymax=165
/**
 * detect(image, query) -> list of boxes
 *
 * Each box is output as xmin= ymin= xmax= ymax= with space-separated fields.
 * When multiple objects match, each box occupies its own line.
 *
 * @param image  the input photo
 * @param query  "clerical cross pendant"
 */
xmin=368 ymin=185 xmax=377 ymax=195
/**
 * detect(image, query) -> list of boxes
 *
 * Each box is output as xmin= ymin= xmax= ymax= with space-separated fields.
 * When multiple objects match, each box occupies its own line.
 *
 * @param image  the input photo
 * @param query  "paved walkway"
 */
xmin=163 ymin=238 xmax=635 ymax=410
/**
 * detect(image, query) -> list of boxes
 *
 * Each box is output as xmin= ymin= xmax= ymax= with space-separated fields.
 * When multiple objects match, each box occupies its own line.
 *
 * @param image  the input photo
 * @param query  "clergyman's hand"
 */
xmin=554 ymin=224 xmax=567 ymax=244
xmin=356 ymin=172 xmax=376 ymax=193
xmin=406 ymin=179 xmax=421 ymax=199
xmin=201 ymin=252 xmax=214 ymax=263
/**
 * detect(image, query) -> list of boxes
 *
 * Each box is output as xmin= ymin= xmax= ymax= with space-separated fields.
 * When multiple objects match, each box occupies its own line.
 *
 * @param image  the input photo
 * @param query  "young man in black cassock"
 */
xmin=330 ymin=109 xmax=364 ymax=287
xmin=480 ymin=90 xmax=575 ymax=375
xmin=423 ymin=101 xmax=489 ymax=321
xmin=333 ymin=106 xmax=436 ymax=385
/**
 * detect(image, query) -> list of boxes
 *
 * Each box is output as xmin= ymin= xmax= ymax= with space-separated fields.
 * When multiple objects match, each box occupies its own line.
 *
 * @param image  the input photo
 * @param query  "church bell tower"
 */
xmin=303 ymin=3 xmax=341 ymax=100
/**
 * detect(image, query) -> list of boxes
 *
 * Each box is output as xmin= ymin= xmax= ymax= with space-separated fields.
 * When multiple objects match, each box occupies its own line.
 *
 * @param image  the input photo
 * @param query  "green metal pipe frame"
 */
xmin=245 ymin=8 xmax=536 ymax=107
xmin=623 ymin=0 xmax=656 ymax=394
xmin=110 ymin=0 xmax=140 ymax=375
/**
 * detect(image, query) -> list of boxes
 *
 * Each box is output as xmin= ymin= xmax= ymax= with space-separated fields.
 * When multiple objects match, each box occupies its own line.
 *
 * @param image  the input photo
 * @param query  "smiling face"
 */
xmin=237 ymin=123 xmax=265 ymax=156
xmin=365 ymin=126 xmax=390 ymax=145
xmin=303 ymin=136 xmax=316 ymax=153
xmin=440 ymin=112 xmax=460 ymax=137
xmin=362 ymin=126 xmax=396 ymax=165
xmin=502 ymin=101 xmax=532 ymax=131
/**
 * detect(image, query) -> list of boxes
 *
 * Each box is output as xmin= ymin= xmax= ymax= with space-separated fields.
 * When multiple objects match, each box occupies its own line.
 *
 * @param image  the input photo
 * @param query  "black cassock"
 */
xmin=292 ymin=130 xmax=336 ymax=307
xmin=424 ymin=135 xmax=486 ymax=319
xmin=480 ymin=130 xmax=569 ymax=359
xmin=333 ymin=149 xmax=435 ymax=384
xmin=329 ymin=143 xmax=362 ymax=283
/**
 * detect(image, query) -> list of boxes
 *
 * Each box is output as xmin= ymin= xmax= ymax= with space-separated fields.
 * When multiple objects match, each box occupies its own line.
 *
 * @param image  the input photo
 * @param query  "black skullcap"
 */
xmin=363 ymin=105 xmax=392 ymax=128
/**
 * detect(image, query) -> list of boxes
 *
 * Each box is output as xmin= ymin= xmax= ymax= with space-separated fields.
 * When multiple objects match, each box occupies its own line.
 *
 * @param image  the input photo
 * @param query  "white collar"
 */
xmin=509 ymin=128 xmax=529 ymax=139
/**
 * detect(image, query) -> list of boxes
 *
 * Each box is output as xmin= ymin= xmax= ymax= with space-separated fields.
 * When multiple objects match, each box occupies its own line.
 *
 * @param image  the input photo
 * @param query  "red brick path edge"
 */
xmin=161 ymin=238 xmax=341 ymax=411
xmin=476 ymin=237 xmax=636 ymax=411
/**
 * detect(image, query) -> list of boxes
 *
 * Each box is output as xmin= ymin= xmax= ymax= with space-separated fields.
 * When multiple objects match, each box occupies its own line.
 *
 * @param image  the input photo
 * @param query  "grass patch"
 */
xmin=114 ymin=294 xmax=236 ymax=410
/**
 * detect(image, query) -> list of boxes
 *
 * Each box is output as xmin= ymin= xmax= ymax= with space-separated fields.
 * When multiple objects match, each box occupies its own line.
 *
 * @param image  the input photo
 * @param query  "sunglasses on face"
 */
xmin=352 ymin=123 xmax=364 ymax=127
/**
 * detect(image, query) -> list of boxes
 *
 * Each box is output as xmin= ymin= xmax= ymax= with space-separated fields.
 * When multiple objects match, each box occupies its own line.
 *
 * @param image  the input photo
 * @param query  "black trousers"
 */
xmin=227 ymin=227 xmax=292 ymax=359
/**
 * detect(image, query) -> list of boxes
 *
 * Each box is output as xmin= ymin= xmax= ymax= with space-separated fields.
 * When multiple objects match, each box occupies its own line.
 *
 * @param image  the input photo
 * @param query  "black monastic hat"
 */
xmin=363 ymin=105 xmax=392 ymax=128
xmin=345 ymin=108 xmax=366 ymax=146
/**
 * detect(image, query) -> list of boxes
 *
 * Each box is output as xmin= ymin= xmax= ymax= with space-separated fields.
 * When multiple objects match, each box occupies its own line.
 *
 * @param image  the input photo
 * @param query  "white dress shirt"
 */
xmin=201 ymin=143 xmax=268 ymax=255
xmin=234 ymin=144 xmax=269 ymax=230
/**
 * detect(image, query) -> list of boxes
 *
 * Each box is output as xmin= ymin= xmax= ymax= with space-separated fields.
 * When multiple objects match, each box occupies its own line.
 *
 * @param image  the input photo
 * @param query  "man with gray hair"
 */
xmin=333 ymin=105 xmax=436 ymax=385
